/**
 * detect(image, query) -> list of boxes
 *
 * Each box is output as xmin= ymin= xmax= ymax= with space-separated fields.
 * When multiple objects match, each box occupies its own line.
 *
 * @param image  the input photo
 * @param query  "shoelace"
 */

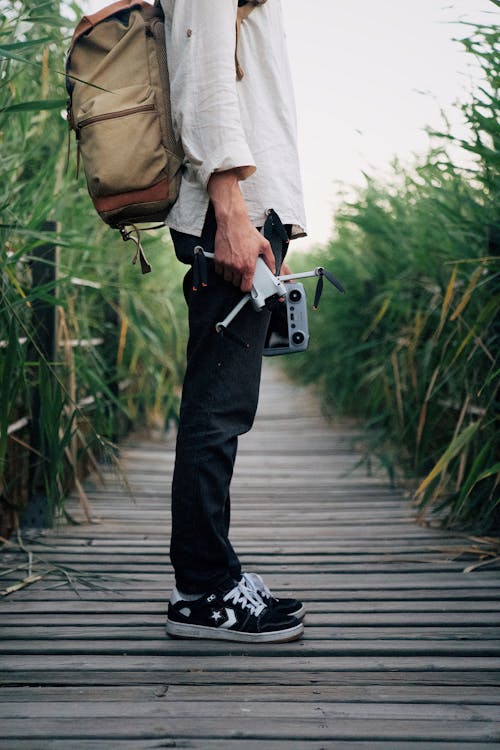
xmin=223 ymin=581 xmax=266 ymax=617
xmin=241 ymin=572 xmax=274 ymax=602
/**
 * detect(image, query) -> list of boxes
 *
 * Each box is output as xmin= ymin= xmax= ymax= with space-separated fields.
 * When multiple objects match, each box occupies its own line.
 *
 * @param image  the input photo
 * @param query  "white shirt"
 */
xmin=160 ymin=0 xmax=307 ymax=238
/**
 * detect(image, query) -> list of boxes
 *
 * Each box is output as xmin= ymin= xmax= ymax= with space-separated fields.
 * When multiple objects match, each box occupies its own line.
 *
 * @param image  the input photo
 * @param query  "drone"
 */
xmin=199 ymin=249 xmax=345 ymax=355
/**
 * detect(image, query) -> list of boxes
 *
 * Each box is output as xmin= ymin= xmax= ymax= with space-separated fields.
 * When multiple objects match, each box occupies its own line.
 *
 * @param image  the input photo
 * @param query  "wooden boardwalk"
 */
xmin=1 ymin=363 xmax=500 ymax=749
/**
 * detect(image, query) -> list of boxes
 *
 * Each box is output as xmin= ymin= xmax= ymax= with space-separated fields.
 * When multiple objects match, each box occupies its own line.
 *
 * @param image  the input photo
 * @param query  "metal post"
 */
xmin=103 ymin=283 xmax=121 ymax=447
xmin=24 ymin=220 xmax=59 ymax=527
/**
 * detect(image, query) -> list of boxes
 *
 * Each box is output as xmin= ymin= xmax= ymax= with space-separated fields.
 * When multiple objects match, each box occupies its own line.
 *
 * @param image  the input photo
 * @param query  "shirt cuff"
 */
xmin=196 ymin=141 xmax=257 ymax=188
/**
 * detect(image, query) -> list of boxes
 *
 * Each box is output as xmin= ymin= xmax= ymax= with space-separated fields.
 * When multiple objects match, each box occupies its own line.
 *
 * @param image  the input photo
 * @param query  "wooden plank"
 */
xmin=2 ymin=684 xmax=499 ymax=704
xmin=2 ymin=742 xmax=496 ymax=750
xmin=1 ymin=716 xmax=498 ymax=741
xmin=0 ymin=562 xmax=486 ymax=575
xmin=4 ymin=586 xmax=499 ymax=604
xmin=1 ymin=700 xmax=499 ymax=722
xmin=2 ymin=626 xmax=499 ymax=643
xmin=3 ymin=574 xmax=499 ymax=592
xmin=4 ymin=551 xmax=478 ymax=565
xmin=2 ymin=638 xmax=500 ymax=658
xmin=2 ymin=655 xmax=500 ymax=672
xmin=2 ymin=669 xmax=499 ymax=688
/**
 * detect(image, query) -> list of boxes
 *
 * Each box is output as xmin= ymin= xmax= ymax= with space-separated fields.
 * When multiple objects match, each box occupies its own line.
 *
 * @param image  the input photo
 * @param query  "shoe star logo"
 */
xmin=211 ymin=609 xmax=223 ymax=623
xmin=210 ymin=608 xmax=237 ymax=628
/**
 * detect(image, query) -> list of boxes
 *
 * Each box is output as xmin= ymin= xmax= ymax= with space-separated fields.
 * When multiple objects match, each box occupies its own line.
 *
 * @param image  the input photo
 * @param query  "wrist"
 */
xmin=208 ymin=170 xmax=249 ymax=227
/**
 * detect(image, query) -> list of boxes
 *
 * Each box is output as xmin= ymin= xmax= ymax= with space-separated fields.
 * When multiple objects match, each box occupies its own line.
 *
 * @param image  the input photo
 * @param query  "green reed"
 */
xmin=286 ymin=23 xmax=499 ymax=533
xmin=0 ymin=2 xmax=187 ymax=523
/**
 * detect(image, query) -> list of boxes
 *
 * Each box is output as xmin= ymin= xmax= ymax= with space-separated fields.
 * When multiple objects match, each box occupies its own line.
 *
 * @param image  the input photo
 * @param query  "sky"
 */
xmin=80 ymin=0 xmax=497 ymax=250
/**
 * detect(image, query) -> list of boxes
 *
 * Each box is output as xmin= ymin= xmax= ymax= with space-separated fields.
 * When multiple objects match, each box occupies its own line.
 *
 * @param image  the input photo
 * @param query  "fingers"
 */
xmin=240 ymin=265 xmax=255 ymax=294
xmin=223 ymin=267 xmax=242 ymax=288
xmin=212 ymin=225 xmax=275 ymax=293
xmin=215 ymin=257 xmax=245 ymax=289
xmin=216 ymin=258 xmax=254 ymax=293
xmin=232 ymin=247 xmax=276 ymax=294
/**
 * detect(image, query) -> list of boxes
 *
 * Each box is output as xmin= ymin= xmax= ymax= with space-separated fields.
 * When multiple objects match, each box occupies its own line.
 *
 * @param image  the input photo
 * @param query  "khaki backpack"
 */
xmin=66 ymin=0 xmax=182 ymax=272
xmin=66 ymin=0 xmax=264 ymax=273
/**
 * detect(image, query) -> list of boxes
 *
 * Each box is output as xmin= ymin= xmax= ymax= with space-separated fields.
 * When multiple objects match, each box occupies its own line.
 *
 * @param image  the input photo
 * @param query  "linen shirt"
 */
xmin=160 ymin=0 xmax=307 ymax=238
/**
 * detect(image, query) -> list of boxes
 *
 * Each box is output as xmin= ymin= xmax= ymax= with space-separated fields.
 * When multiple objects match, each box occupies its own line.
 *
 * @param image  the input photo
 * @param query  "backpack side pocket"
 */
xmin=76 ymin=84 xmax=166 ymax=199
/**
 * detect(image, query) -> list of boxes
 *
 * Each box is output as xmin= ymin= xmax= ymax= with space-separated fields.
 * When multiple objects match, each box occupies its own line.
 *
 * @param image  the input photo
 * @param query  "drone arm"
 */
xmin=215 ymin=293 xmax=251 ymax=333
xmin=277 ymin=269 xmax=321 ymax=282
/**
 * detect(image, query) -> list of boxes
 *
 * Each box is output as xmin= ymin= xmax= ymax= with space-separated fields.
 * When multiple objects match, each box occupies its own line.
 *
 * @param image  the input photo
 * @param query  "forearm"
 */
xmin=208 ymin=169 xmax=249 ymax=227
xmin=207 ymin=169 xmax=274 ymax=292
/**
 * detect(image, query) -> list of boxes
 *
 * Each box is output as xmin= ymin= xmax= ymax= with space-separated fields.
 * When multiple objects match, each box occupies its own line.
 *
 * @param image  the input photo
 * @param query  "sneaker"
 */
xmin=241 ymin=572 xmax=305 ymax=620
xmin=166 ymin=581 xmax=304 ymax=643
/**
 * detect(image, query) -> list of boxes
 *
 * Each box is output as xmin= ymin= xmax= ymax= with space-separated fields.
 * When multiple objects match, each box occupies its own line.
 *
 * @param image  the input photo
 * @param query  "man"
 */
xmin=161 ymin=0 xmax=307 ymax=642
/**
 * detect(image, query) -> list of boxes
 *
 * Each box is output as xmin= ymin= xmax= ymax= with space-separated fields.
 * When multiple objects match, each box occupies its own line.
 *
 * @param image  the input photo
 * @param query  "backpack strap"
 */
xmin=69 ymin=1 xmax=151 ymax=51
xmin=235 ymin=0 xmax=267 ymax=80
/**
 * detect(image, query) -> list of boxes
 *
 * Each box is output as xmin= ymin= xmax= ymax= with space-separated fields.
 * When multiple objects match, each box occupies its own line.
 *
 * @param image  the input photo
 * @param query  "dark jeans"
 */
xmin=170 ymin=209 xmax=286 ymax=594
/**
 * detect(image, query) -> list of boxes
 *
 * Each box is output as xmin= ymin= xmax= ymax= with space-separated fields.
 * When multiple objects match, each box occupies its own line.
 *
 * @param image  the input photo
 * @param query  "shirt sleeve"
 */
xmin=168 ymin=0 xmax=256 ymax=189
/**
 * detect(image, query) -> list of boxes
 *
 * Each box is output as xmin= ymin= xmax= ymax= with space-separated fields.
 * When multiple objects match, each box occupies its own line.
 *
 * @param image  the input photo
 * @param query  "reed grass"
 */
xmin=0 ymin=1 xmax=187 ymax=527
xmin=286 ymin=23 xmax=499 ymax=533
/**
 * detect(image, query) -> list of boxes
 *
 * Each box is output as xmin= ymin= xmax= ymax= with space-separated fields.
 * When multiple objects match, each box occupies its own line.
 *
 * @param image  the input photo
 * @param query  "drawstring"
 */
xmin=76 ymin=139 xmax=81 ymax=179
xmin=262 ymin=208 xmax=288 ymax=275
xmin=119 ymin=224 xmax=152 ymax=274
xmin=235 ymin=1 xmax=267 ymax=80
xmin=66 ymin=101 xmax=74 ymax=175
xmin=263 ymin=208 xmax=289 ymax=243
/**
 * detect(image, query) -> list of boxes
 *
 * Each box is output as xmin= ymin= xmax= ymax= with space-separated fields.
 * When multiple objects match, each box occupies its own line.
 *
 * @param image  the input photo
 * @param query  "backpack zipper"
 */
xmin=75 ymin=104 xmax=155 ymax=179
xmin=77 ymin=103 xmax=155 ymax=132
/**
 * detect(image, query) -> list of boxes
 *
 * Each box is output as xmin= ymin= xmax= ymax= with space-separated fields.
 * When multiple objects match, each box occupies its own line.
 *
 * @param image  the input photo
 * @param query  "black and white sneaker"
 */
xmin=240 ymin=572 xmax=306 ymax=620
xmin=166 ymin=581 xmax=304 ymax=643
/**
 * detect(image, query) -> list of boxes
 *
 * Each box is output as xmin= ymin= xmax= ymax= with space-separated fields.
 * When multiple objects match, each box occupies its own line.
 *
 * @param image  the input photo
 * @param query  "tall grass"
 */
xmin=0 ymin=1 xmax=187 ymax=528
xmin=286 ymin=24 xmax=499 ymax=533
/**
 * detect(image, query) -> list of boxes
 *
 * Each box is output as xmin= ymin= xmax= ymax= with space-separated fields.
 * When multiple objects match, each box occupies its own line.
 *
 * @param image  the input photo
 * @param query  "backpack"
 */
xmin=66 ymin=0 xmax=182 ymax=272
xmin=66 ymin=0 xmax=264 ymax=273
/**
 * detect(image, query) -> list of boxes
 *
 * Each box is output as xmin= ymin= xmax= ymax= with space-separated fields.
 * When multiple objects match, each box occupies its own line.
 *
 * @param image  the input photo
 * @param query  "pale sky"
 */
xmin=81 ymin=0 xmax=497 ymax=249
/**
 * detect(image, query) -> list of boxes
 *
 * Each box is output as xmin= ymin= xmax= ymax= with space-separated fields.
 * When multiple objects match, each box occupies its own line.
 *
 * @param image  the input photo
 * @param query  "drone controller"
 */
xmin=263 ymin=282 xmax=309 ymax=356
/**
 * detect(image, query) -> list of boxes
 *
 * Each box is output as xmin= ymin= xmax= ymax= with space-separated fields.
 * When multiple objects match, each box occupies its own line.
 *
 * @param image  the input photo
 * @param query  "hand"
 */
xmin=208 ymin=170 xmax=275 ymax=292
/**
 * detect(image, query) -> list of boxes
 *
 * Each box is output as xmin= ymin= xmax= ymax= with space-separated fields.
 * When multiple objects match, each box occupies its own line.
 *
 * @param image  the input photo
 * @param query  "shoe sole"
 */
xmin=166 ymin=619 xmax=304 ymax=643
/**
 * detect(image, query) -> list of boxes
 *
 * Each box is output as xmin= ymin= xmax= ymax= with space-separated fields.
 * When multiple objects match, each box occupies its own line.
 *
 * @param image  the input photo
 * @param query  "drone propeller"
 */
xmin=322 ymin=268 xmax=346 ymax=294
xmin=313 ymin=274 xmax=323 ymax=310
xmin=313 ymin=267 xmax=346 ymax=310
